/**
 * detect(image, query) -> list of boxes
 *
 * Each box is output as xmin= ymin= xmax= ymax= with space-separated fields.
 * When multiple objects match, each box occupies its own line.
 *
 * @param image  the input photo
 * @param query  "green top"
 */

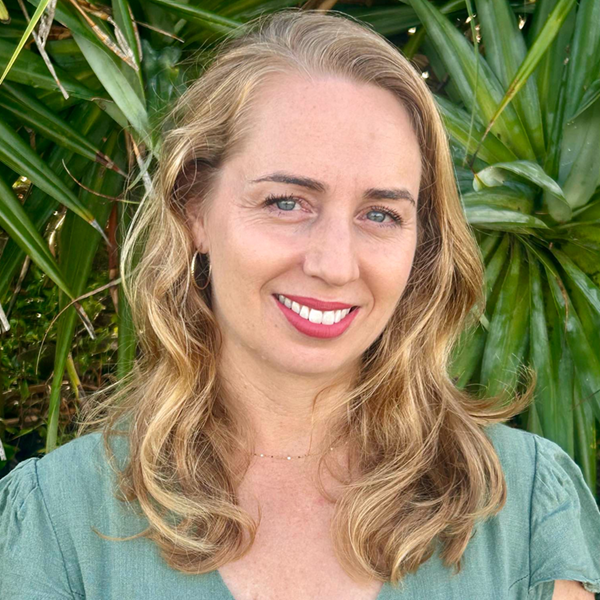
xmin=1 ymin=422 xmax=600 ymax=599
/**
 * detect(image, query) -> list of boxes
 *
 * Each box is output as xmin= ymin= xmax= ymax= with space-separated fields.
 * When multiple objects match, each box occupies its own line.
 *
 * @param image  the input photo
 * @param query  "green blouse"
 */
xmin=1 ymin=422 xmax=599 ymax=599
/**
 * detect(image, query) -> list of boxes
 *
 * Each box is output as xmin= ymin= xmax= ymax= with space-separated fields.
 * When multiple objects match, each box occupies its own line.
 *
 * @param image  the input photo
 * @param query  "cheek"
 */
xmin=217 ymin=220 xmax=298 ymax=292
xmin=367 ymin=237 xmax=417 ymax=301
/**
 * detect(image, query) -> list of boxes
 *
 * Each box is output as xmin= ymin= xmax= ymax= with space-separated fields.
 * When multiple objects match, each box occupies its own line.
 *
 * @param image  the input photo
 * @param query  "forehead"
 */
xmin=234 ymin=73 xmax=423 ymax=185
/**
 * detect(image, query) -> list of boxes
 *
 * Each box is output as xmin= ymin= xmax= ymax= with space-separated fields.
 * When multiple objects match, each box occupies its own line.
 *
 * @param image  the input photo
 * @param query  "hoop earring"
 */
xmin=191 ymin=250 xmax=211 ymax=290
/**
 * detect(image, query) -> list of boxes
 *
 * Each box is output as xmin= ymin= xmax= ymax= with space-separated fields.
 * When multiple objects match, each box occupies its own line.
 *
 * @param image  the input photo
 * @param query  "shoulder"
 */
xmin=1 ymin=432 xmax=105 ymax=496
xmin=484 ymin=421 xmax=599 ymax=502
xmin=35 ymin=431 xmax=109 ymax=489
xmin=483 ymin=422 xmax=537 ymax=493
xmin=483 ymin=423 xmax=600 ymax=597
xmin=8 ymin=433 xmax=109 ymax=504
xmin=1 ymin=430 xmax=131 ymax=532
xmin=482 ymin=422 xmax=599 ymax=510
xmin=0 ymin=433 xmax=111 ymax=598
xmin=483 ymin=420 xmax=537 ymax=462
xmin=37 ymin=431 xmax=133 ymax=518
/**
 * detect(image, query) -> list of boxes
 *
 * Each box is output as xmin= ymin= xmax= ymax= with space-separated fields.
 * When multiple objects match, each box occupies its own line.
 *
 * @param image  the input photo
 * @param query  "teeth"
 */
xmin=309 ymin=309 xmax=322 ymax=324
xmin=277 ymin=295 xmax=353 ymax=326
xmin=322 ymin=310 xmax=335 ymax=325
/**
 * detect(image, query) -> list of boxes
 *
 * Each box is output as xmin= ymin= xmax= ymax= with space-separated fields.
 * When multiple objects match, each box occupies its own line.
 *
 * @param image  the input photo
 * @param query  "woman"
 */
xmin=1 ymin=9 xmax=599 ymax=600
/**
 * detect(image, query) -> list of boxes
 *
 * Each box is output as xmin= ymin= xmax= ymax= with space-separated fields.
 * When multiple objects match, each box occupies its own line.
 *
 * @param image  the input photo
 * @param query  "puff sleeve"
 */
xmin=0 ymin=458 xmax=76 ymax=599
xmin=528 ymin=434 xmax=600 ymax=599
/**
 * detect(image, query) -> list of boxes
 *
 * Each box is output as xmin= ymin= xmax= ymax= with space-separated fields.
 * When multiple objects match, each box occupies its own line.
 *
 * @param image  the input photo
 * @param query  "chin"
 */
xmin=269 ymin=350 xmax=353 ymax=377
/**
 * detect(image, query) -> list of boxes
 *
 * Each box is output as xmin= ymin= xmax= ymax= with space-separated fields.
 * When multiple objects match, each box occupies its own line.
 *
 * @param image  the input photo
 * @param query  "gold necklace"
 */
xmin=251 ymin=440 xmax=348 ymax=460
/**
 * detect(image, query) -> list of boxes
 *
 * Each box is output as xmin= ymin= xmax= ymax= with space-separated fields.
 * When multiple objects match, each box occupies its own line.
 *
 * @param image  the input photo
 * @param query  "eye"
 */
xmin=262 ymin=194 xmax=404 ymax=228
xmin=264 ymin=193 xmax=303 ymax=212
xmin=364 ymin=205 xmax=404 ymax=228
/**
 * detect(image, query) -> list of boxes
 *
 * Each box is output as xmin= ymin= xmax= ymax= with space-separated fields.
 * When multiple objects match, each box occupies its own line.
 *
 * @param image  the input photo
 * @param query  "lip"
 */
xmin=273 ymin=295 xmax=360 ymax=339
xmin=274 ymin=294 xmax=356 ymax=311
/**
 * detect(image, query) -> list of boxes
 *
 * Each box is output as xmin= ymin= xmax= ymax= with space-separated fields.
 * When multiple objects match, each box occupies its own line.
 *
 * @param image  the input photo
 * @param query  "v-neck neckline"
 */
xmin=211 ymin=568 xmax=395 ymax=599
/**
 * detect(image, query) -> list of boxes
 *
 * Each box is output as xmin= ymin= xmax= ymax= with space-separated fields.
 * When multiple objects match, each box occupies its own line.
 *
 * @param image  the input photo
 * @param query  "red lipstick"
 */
xmin=275 ymin=294 xmax=356 ymax=311
xmin=273 ymin=295 xmax=359 ymax=339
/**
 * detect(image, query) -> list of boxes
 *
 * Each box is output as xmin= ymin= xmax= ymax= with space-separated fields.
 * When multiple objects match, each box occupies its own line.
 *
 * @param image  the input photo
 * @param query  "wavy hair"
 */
xmin=77 ymin=8 xmax=535 ymax=587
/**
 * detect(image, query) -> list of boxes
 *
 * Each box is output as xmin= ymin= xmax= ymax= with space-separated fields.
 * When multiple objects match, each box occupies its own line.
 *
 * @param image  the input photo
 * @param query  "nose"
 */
xmin=302 ymin=213 xmax=360 ymax=287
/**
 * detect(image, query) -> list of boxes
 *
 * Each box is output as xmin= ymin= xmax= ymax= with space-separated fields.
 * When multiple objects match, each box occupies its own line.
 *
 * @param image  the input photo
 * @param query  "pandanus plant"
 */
xmin=0 ymin=0 xmax=598 ymax=495
xmin=403 ymin=0 xmax=600 ymax=494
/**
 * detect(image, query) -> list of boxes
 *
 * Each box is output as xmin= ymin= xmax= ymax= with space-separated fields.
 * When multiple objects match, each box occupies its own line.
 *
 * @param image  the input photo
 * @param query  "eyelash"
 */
xmin=263 ymin=193 xmax=405 ymax=228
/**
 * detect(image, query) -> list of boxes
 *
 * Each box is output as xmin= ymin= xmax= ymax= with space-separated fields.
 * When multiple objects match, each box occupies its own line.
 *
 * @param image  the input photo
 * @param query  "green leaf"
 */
xmin=0 ymin=173 xmax=75 ymax=300
xmin=73 ymin=33 xmax=151 ymax=148
xmin=527 ymin=247 xmax=558 ymax=441
xmin=144 ymin=0 xmax=241 ymax=31
xmin=563 ymin=0 xmax=600 ymax=121
xmin=528 ymin=1 xmax=575 ymax=147
xmin=479 ymin=0 xmax=577 ymax=155
xmin=550 ymin=247 xmax=600 ymax=316
xmin=544 ymin=266 xmax=575 ymax=451
xmin=141 ymin=41 xmax=185 ymax=128
xmin=478 ymin=230 xmax=502 ymax=263
xmin=527 ymin=238 xmax=600 ymax=425
xmin=474 ymin=159 xmax=572 ymax=222
xmin=449 ymin=322 xmax=486 ymax=388
xmin=541 ymin=54 xmax=569 ymax=183
xmin=111 ymin=0 xmax=145 ymax=101
xmin=564 ymin=225 xmax=600 ymax=253
xmin=46 ymin=132 xmax=123 ymax=452
xmin=573 ymin=376 xmax=597 ymax=490
xmin=0 ymin=39 xmax=97 ymax=99
xmin=0 ymin=1 xmax=9 ymax=24
xmin=567 ymin=75 xmax=600 ymax=123
xmin=0 ymin=0 xmax=53 ymax=86
xmin=0 ymin=103 xmax=108 ymax=302
xmin=343 ymin=1 xmax=467 ymax=38
xmin=474 ymin=160 xmax=562 ymax=196
xmin=475 ymin=0 xmax=545 ymax=157
xmin=560 ymin=99 xmax=600 ymax=210
xmin=465 ymin=206 xmax=549 ymax=229
xmin=483 ymin=233 xmax=510 ymax=305
xmin=408 ymin=0 xmax=536 ymax=160
xmin=0 ymin=116 xmax=107 ymax=241
xmin=544 ymin=265 xmax=600 ymax=423
xmin=435 ymin=95 xmax=517 ymax=165
xmin=0 ymin=82 xmax=125 ymax=174
xmin=462 ymin=186 xmax=534 ymax=213
xmin=480 ymin=239 xmax=530 ymax=398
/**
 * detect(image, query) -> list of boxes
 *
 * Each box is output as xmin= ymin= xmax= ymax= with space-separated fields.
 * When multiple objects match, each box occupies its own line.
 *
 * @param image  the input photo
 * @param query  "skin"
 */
xmin=553 ymin=580 xmax=595 ymax=599
xmin=188 ymin=73 xmax=422 ymax=464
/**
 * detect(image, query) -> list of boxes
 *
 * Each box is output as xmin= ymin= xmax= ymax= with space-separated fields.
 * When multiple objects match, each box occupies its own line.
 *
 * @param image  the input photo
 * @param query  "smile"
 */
xmin=276 ymin=294 xmax=357 ymax=325
xmin=273 ymin=294 xmax=360 ymax=339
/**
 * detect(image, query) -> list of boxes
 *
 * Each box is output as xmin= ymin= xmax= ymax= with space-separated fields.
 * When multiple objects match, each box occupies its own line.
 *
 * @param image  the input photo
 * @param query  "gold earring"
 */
xmin=191 ymin=250 xmax=211 ymax=290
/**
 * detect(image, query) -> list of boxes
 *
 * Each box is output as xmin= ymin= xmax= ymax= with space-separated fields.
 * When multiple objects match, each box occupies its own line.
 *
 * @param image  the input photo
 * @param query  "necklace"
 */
xmin=251 ymin=440 xmax=348 ymax=460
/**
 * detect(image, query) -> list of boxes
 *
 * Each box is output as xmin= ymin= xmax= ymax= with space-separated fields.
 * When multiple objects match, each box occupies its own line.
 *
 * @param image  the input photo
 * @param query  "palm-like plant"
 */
xmin=404 ymin=0 xmax=600 ymax=494
xmin=0 ymin=0 xmax=598 ymax=495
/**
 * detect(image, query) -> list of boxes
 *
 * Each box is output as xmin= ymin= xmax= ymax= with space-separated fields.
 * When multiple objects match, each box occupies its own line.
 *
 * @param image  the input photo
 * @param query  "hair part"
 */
xmin=77 ymin=8 xmax=535 ymax=586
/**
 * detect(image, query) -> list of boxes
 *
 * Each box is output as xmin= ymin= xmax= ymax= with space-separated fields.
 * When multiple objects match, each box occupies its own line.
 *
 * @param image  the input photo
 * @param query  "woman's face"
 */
xmin=189 ymin=74 xmax=422 ymax=378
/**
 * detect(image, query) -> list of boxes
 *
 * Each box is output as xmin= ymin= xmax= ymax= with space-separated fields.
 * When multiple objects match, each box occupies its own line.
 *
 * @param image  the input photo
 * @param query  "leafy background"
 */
xmin=0 ymin=0 xmax=599 ymax=503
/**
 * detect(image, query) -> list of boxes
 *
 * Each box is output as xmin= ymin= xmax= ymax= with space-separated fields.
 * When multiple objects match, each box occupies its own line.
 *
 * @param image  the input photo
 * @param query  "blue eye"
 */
xmin=263 ymin=194 xmax=304 ymax=212
xmin=263 ymin=194 xmax=404 ymax=228
xmin=367 ymin=210 xmax=386 ymax=223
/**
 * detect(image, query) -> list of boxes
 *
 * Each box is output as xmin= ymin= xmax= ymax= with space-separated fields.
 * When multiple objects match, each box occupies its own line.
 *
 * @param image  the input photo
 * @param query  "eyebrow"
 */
xmin=249 ymin=172 xmax=416 ymax=206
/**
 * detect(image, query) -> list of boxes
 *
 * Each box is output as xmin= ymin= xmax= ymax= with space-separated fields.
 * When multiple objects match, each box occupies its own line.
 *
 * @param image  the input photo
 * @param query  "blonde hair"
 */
xmin=77 ymin=8 xmax=535 ymax=587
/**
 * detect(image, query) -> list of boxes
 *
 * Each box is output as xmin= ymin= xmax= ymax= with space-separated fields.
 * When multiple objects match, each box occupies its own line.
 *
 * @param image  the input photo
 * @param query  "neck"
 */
xmin=216 ymin=342 xmax=357 ymax=460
